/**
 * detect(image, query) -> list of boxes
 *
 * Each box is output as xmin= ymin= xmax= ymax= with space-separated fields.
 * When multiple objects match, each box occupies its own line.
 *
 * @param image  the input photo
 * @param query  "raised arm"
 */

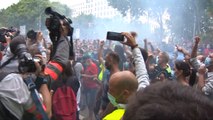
xmin=191 ymin=36 xmax=200 ymax=58
xmin=148 ymin=41 xmax=155 ymax=52
xmin=122 ymin=32 xmax=150 ymax=90
xmin=98 ymin=41 xmax=105 ymax=65
xmin=190 ymin=36 xmax=202 ymax=70
xmin=176 ymin=45 xmax=191 ymax=58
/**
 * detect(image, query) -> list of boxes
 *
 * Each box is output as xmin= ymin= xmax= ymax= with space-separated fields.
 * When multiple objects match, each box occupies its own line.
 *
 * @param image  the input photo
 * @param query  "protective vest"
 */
xmin=103 ymin=109 xmax=125 ymax=120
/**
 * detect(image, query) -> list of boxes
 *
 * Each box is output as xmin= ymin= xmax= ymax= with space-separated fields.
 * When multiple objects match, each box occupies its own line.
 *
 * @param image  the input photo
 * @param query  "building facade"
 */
xmin=70 ymin=0 xmax=120 ymax=18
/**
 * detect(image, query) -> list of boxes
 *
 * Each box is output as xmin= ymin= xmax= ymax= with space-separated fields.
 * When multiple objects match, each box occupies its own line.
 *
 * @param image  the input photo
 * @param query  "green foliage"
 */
xmin=0 ymin=0 xmax=72 ymax=31
xmin=107 ymin=0 xmax=213 ymax=42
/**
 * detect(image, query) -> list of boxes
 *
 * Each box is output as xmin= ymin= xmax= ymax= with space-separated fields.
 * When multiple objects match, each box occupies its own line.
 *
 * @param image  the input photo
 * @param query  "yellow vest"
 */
xmin=103 ymin=109 xmax=125 ymax=120
xmin=98 ymin=63 xmax=105 ymax=81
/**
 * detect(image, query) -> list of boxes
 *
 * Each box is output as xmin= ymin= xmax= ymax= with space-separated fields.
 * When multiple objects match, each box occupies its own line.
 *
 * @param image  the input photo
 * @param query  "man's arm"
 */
xmin=191 ymin=36 xmax=200 ymax=58
xmin=132 ymin=47 xmax=150 ymax=90
xmin=39 ymin=84 xmax=52 ymax=118
xmin=98 ymin=41 xmax=105 ymax=65
xmin=176 ymin=45 xmax=191 ymax=58
xmin=190 ymin=36 xmax=202 ymax=70
xmin=198 ymin=65 xmax=206 ymax=90
xmin=198 ymin=65 xmax=213 ymax=96
xmin=122 ymin=32 xmax=150 ymax=90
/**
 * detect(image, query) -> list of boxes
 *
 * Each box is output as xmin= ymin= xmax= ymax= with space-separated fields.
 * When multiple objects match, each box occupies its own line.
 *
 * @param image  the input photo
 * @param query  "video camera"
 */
xmin=0 ymin=27 xmax=18 ymax=43
xmin=18 ymin=51 xmax=39 ymax=73
xmin=45 ymin=7 xmax=73 ymax=42
xmin=9 ymin=35 xmax=42 ymax=73
xmin=45 ymin=7 xmax=74 ymax=58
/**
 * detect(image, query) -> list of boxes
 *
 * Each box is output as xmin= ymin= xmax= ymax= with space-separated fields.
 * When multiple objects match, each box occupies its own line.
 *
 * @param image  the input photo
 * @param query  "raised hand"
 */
xmin=121 ymin=32 xmax=137 ymax=48
xmin=194 ymin=36 xmax=201 ymax=44
xmin=175 ymin=45 xmax=183 ymax=52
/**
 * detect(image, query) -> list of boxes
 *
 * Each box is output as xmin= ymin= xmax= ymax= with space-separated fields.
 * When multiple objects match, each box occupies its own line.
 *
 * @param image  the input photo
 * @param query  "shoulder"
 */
xmin=103 ymin=109 xmax=125 ymax=120
xmin=4 ymin=73 xmax=22 ymax=81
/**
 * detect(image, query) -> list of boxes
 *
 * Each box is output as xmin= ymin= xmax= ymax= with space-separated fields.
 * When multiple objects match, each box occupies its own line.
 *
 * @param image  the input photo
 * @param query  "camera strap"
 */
xmin=0 ymin=55 xmax=16 ymax=69
xmin=24 ymin=75 xmax=49 ymax=120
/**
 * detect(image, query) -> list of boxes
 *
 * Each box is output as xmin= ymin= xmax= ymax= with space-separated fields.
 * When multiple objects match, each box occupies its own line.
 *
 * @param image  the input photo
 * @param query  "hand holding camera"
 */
xmin=121 ymin=32 xmax=138 ymax=49
xmin=106 ymin=31 xmax=126 ymax=42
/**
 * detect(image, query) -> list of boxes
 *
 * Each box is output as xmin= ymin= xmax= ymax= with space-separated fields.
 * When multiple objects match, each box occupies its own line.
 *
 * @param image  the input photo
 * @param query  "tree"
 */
xmin=107 ymin=0 xmax=173 ymax=41
xmin=168 ymin=0 xmax=213 ymax=42
xmin=107 ymin=0 xmax=213 ymax=42
xmin=0 ymin=0 xmax=72 ymax=31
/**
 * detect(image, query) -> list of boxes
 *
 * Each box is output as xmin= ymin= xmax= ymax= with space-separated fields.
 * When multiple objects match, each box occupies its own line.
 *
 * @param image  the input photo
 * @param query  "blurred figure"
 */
xmin=198 ymin=53 xmax=213 ymax=99
xmin=97 ymin=41 xmax=120 ymax=119
xmin=123 ymin=81 xmax=213 ymax=120
xmin=73 ymin=58 xmax=84 ymax=120
xmin=174 ymin=60 xmax=191 ymax=86
xmin=148 ymin=51 xmax=172 ymax=82
xmin=26 ymin=30 xmax=49 ymax=64
xmin=0 ymin=35 xmax=51 ymax=119
xmin=81 ymin=55 xmax=99 ymax=120
xmin=103 ymin=71 xmax=138 ymax=120
xmin=114 ymin=45 xmax=126 ymax=71
xmin=103 ymin=32 xmax=150 ymax=120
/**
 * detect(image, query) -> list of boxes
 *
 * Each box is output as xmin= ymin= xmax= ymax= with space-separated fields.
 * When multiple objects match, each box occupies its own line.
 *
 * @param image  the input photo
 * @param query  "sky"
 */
xmin=0 ymin=0 xmax=19 ymax=9
xmin=0 ymin=0 xmax=80 ymax=10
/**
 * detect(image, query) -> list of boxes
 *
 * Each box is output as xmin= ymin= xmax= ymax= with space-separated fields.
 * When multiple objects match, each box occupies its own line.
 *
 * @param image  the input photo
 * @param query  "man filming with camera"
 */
xmin=0 ymin=35 xmax=51 ymax=120
xmin=44 ymin=7 xmax=74 ymax=81
xmin=26 ymin=30 xmax=50 ymax=64
xmin=0 ymin=6 xmax=74 ymax=120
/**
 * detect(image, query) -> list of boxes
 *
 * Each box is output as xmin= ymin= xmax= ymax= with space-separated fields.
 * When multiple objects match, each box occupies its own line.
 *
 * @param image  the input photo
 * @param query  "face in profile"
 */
xmin=105 ymin=54 xmax=112 ymax=70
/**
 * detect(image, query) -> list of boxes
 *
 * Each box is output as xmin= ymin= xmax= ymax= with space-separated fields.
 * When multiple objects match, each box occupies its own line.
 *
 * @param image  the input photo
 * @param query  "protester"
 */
xmin=97 ymin=41 xmax=121 ymax=119
xmin=81 ymin=55 xmax=99 ymax=120
xmin=148 ymin=51 xmax=172 ymax=82
xmin=103 ymin=71 xmax=138 ymax=120
xmin=102 ymin=32 xmax=150 ymax=119
xmin=1 ymin=6 xmax=213 ymax=120
xmin=0 ymin=35 xmax=51 ymax=119
xmin=123 ymin=81 xmax=213 ymax=120
xmin=174 ymin=60 xmax=191 ymax=86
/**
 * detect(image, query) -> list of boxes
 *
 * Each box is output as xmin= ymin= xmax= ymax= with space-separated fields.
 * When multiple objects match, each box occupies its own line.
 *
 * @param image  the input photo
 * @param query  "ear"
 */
xmin=122 ymin=89 xmax=131 ymax=100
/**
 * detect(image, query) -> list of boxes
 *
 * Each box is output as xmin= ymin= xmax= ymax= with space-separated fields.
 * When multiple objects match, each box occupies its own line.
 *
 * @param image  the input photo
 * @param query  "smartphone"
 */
xmin=106 ymin=31 xmax=124 ymax=41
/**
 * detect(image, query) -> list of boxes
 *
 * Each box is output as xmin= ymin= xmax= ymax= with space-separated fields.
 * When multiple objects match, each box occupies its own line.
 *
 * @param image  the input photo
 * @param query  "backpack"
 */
xmin=52 ymin=76 xmax=79 ymax=120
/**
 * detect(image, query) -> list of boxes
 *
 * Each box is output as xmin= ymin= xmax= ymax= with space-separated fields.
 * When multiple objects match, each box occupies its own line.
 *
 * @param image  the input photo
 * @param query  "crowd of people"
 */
xmin=0 ymin=18 xmax=213 ymax=120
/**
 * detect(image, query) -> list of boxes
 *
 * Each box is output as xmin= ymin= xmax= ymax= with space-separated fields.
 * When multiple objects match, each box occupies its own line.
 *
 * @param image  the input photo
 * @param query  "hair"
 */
xmin=175 ymin=60 xmax=191 ymax=77
xmin=123 ymin=81 xmax=213 ymax=120
xmin=160 ymin=51 xmax=170 ymax=63
xmin=189 ymin=68 xmax=197 ymax=86
xmin=9 ymin=35 xmax=26 ymax=55
xmin=108 ymin=52 xmax=120 ymax=65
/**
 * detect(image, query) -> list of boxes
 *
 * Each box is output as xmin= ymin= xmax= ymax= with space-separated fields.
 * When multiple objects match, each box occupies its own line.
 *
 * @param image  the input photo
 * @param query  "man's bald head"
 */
xmin=109 ymin=71 xmax=138 ymax=94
